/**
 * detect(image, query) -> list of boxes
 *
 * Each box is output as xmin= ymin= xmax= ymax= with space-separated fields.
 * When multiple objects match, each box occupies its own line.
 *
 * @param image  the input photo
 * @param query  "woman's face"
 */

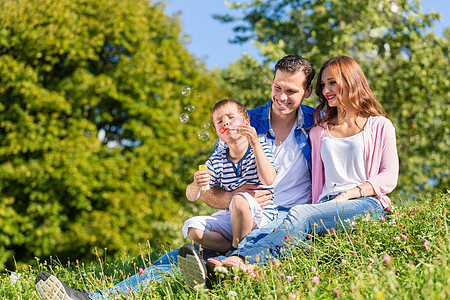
xmin=320 ymin=67 xmax=348 ymax=107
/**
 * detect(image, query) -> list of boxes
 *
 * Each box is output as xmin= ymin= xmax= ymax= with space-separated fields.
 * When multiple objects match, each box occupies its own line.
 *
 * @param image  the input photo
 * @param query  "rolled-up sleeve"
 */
xmin=366 ymin=118 xmax=399 ymax=198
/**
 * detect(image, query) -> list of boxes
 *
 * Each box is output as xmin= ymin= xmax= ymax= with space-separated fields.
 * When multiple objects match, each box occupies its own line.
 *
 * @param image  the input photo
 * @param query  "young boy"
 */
xmin=183 ymin=99 xmax=277 ymax=255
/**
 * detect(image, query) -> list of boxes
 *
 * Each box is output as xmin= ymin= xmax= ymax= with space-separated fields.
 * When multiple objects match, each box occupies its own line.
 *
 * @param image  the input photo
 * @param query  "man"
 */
xmin=35 ymin=55 xmax=316 ymax=299
xmin=178 ymin=54 xmax=316 ymax=286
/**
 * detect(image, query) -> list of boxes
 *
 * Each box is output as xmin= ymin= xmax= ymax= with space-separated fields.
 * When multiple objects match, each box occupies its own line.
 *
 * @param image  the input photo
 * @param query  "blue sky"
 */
xmin=165 ymin=0 xmax=449 ymax=69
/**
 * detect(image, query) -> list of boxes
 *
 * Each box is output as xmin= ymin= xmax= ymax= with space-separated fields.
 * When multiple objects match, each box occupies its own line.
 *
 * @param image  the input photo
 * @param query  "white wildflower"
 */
xmin=11 ymin=272 xmax=21 ymax=284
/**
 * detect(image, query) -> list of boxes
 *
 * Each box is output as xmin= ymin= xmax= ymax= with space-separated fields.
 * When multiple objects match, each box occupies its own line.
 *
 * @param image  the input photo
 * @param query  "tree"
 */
xmin=0 ymin=0 xmax=219 ymax=269
xmin=215 ymin=0 xmax=449 ymax=196
xmin=211 ymin=54 xmax=273 ymax=109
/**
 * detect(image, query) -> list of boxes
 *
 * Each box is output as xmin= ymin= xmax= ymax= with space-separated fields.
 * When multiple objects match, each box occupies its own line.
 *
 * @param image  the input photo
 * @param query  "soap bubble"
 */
xmin=181 ymin=85 xmax=191 ymax=96
xmin=179 ymin=113 xmax=189 ymax=123
xmin=198 ymin=129 xmax=209 ymax=141
xmin=185 ymin=104 xmax=195 ymax=112
xmin=203 ymin=122 xmax=210 ymax=128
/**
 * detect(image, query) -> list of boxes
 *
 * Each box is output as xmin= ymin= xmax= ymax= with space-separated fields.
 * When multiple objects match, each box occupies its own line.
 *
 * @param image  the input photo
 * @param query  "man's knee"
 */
xmin=288 ymin=204 xmax=318 ymax=221
xmin=281 ymin=204 xmax=321 ymax=233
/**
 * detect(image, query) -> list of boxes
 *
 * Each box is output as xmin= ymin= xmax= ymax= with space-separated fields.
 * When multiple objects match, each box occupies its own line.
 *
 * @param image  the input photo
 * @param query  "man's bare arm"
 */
xmin=199 ymin=184 xmax=273 ymax=209
xmin=199 ymin=186 xmax=232 ymax=209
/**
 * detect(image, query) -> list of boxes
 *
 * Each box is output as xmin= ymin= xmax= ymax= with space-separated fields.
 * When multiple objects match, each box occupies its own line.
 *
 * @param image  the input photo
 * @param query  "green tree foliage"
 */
xmin=215 ymin=0 xmax=449 ymax=196
xmin=0 ymin=0 xmax=219 ymax=269
xmin=211 ymin=54 xmax=273 ymax=109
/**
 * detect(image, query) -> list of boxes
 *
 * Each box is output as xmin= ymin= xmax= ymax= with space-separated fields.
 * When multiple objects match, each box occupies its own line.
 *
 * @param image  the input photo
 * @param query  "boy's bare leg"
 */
xmin=188 ymin=228 xmax=231 ymax=252
xmin=231 ymin=194 xmax=254 ymax=248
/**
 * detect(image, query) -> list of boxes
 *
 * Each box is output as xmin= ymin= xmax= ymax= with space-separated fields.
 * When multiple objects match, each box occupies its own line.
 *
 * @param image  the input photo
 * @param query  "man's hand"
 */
xmin=233 ymin=184 xmax=273 ymax=209
xmin=200 ymin=184 xmax=273 ymax=210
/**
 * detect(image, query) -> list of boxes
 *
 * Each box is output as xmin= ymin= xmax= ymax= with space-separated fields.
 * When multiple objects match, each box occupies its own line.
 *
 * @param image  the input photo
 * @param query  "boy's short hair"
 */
xmin=211 ymin=99 xmax=249 ymax=127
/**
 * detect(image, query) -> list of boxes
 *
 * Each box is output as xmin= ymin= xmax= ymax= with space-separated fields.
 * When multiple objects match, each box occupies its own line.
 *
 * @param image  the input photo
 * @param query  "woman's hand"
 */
xmin=332 ymin=182 xmax=375 ymax=202
xmin=331 ymin=191 xmax=351 ymax=202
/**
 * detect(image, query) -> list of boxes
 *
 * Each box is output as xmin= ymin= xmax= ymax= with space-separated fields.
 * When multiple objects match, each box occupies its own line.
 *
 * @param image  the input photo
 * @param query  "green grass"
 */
xmin=1 ymin=192 xmax=449 ymax=299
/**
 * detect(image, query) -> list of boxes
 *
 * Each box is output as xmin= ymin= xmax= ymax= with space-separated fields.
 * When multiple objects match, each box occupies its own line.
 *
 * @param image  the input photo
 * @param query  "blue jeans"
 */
xmin=230 ymin=195 xmax=384 ymax=263
xmin=88 ymin=197 xmax=383 ymax=298
xmin=87 ymin=210 xmax=289 ymax=299
xmin=87 ymin=245 xmax=224 ymax=299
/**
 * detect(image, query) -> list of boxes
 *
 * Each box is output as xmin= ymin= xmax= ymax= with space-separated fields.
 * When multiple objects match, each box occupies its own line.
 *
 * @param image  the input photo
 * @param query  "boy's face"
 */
xmin=212 ymin=104 xmax=248 ymax=143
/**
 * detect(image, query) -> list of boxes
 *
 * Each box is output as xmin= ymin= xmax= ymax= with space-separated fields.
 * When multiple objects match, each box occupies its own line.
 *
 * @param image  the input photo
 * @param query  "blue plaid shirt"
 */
xmin=247 ymin=101 xmax=315 ymax=179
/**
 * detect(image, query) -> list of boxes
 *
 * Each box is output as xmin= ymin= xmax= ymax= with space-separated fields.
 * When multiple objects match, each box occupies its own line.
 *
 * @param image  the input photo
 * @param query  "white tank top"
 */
xmin=318 ymin=130 xmax=367 ymax=200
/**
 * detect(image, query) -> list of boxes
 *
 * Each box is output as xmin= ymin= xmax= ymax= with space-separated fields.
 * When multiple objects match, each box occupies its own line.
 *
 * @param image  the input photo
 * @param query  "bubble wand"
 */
xmin=219 ymin=127 xmax=241 ymax=134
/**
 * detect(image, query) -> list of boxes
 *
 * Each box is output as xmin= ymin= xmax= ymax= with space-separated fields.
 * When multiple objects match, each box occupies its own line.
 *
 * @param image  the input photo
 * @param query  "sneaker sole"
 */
xmin=178 ymin=245 xmax=206 ymax=288
xmin=35 ymin=272 xmax=75 ymax=300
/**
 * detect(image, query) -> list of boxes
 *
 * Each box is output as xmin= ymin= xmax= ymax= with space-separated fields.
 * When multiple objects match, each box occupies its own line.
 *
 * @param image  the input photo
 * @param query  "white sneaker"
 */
xmin=177 ymin=243 xmax=207 ymax=288
xmin=35 ymin=271 xmax=91 ymax=300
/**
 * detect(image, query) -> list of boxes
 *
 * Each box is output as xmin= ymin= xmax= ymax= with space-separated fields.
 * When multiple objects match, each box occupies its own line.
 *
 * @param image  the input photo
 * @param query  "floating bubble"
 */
xmin=203 ymin=122 xmax=210 ymax=128
xmin=198 ymin=129 xmax=209 ymax=141
xmin=185 ymin=104 xmax=195 ymax=112
xmin=181 ymin=85 xmax=191 ymax=96
xmin=179 ymin=113 xmax=189 ymax=123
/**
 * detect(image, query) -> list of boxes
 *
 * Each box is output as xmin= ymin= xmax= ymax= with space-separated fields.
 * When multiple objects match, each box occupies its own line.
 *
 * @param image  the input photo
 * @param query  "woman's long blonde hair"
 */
xmin=313 ymin=56 xmax=386 ymax=127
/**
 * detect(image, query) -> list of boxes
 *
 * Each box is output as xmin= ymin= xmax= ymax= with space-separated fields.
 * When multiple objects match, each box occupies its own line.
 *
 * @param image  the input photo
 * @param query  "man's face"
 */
xmin=271 ymin=70 xmax=312 ymax=117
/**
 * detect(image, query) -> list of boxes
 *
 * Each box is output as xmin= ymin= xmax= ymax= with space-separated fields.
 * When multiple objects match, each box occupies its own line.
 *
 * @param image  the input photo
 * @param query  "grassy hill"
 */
xmin=1 ymin=192 xmax=449 ymax=299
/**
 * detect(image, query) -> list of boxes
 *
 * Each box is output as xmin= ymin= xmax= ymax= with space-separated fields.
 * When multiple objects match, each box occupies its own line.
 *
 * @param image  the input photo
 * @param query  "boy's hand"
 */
xmin=237 ymin=124 xmax=259 ymax=147
xmin=193 ymin=170 xmax=210 ymax=187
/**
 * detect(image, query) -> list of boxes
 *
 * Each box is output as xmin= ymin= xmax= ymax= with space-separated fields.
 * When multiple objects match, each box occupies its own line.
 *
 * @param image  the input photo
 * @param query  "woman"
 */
xmin=212 ymin=55 xmax=399 ymax=271
xmin=311 ymin=55 xmax=398 ymax=207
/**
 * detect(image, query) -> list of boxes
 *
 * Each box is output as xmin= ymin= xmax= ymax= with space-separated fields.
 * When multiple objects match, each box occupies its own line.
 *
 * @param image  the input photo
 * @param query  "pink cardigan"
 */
xmin=310 ymin=116 xmax=399 ymax=209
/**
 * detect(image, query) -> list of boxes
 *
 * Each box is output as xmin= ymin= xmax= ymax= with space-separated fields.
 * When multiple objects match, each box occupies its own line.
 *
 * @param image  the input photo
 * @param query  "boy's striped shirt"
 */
xmin=206 ymin=141 xmax=277 ymax=221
